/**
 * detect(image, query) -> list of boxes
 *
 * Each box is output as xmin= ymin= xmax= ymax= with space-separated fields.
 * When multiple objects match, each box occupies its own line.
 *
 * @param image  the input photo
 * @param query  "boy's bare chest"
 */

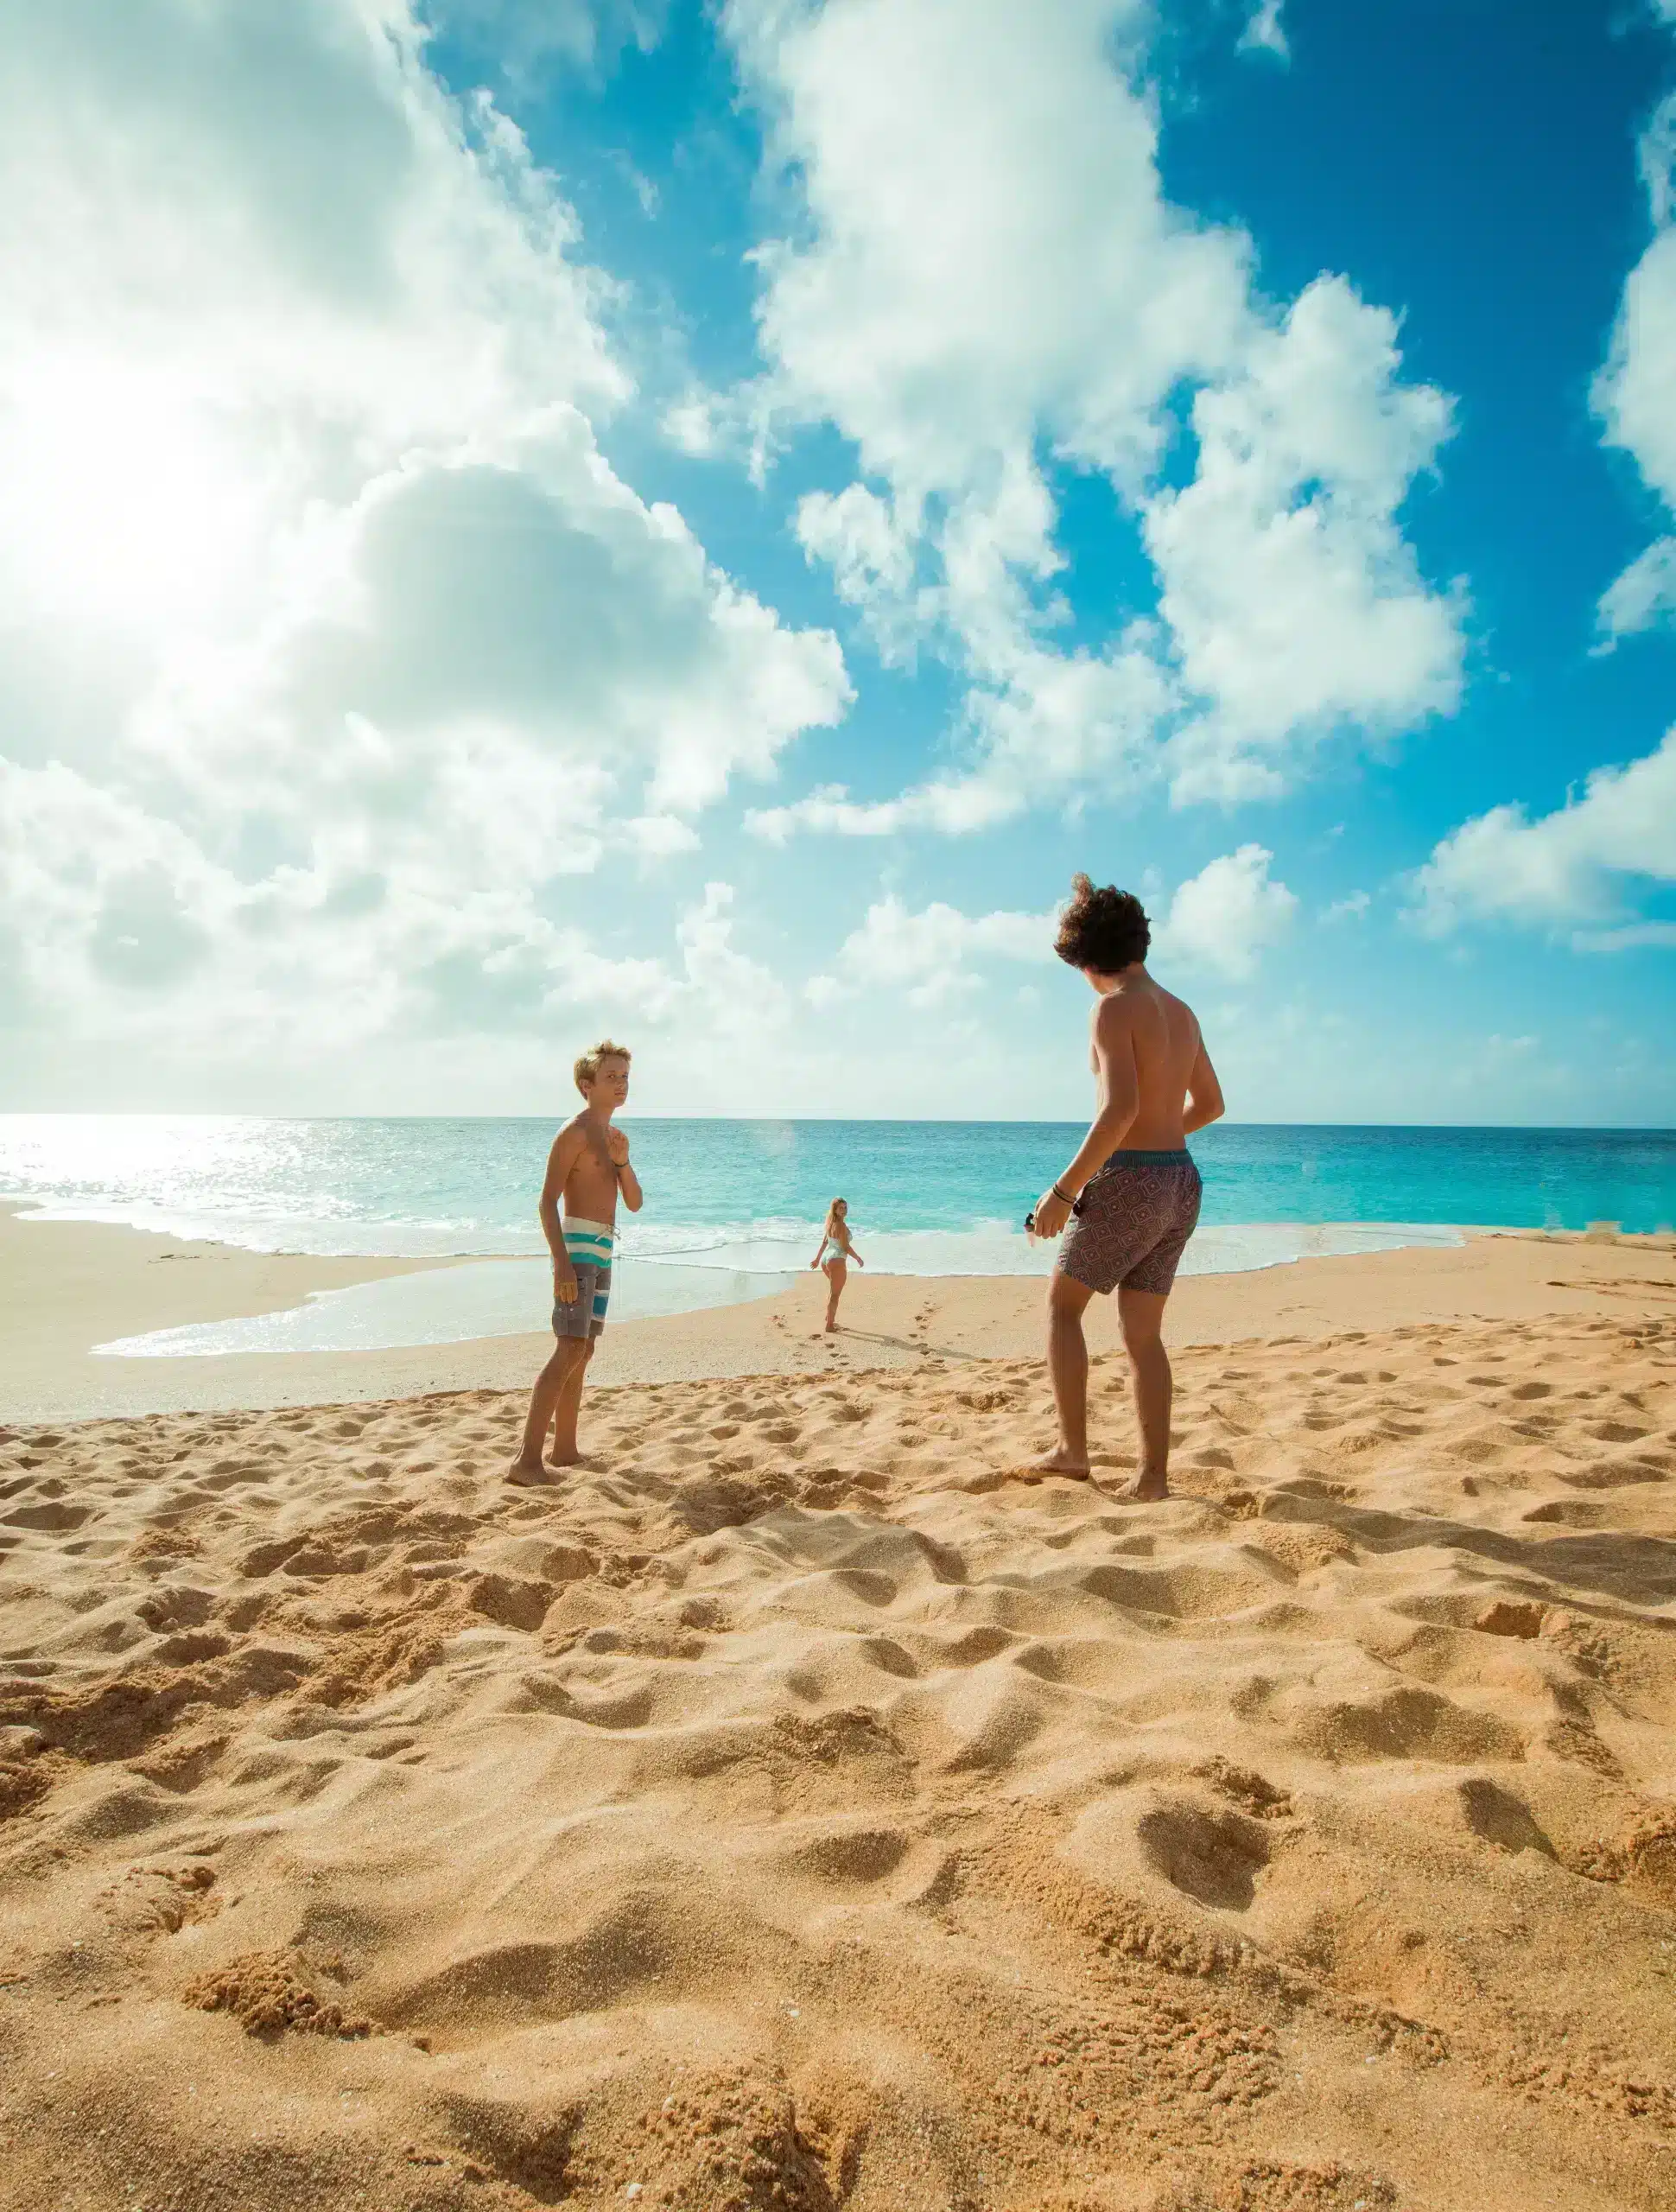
xmin=558 ymin=1120 xmax=614 ymax=1194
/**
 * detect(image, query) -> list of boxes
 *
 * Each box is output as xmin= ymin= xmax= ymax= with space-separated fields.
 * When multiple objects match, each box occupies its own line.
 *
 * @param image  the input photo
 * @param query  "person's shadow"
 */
xmin=1251 ymin=1481 xmax=1676 ymax=1613
xmin=835 ymin=1326 xmax=978 ymax=1363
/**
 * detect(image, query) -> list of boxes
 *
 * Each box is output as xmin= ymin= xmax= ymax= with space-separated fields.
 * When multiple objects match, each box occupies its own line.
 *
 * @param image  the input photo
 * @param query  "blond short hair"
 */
xmin=574 ymin=1039 xmax=632 ymax=1095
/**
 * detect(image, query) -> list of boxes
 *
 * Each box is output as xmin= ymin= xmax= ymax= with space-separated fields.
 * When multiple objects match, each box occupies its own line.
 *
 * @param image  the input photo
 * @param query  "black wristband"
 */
xmin=1052 ymin=1181 xmax=1075 ymax=1205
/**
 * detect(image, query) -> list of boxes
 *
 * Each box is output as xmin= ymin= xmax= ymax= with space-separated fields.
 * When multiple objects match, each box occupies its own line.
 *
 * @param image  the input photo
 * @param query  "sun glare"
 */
xmin=4 ymin=358 xmax=259 ymax=632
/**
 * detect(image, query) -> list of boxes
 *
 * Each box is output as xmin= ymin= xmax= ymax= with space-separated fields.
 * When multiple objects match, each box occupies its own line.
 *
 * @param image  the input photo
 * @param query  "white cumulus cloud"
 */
xmin=1153 ymin=846 xmax=1298 ymax=978
xmin=1238 ymin=1 xmax=1289 ymax=63
xmin=0 ymin=0 xmax=848 ymax=1073
xmin=428 ymin=0 xmax=668 ymax=83
xmin=809 ymin=894 xmax=1051 ymax=1007
xmin=1595 ymin=76 xmax=1676 ymax=639
xmin=808 ymin=849 xmax=1297 ymax=1007
xmin=1597 ymin=536 xmax=1676 ymax=639
xmin=1410 ymin=730 xmax=1676 ymax=941
xmin=1149 ymin=278 xmax=1461 ymax=803
xmin=723 ymin=0 xmax=1462 ymax=830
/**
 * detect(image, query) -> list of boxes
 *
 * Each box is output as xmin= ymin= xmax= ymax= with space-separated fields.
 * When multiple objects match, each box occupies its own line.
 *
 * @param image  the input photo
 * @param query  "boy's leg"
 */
xmin=1117 ymin=1287 xmax=1172 ymax=1500
xmin=510 ymin=1338 xmax=589 ymax=1482
xmin=1032 ymin=1269 xmax=1095 ymax=1476
xmin=548 ymin=1338 xmax=595 ymax=1466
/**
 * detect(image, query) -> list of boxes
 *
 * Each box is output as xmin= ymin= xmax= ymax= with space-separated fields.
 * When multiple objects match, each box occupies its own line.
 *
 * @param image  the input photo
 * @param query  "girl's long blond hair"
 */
xmin=824 ymin=1197 xmax=848 ymax=1236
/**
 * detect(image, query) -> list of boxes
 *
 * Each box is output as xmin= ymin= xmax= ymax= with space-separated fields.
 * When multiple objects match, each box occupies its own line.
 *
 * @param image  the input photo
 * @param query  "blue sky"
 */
xmin=0 ymin=0 xmax=1672 ymax=1123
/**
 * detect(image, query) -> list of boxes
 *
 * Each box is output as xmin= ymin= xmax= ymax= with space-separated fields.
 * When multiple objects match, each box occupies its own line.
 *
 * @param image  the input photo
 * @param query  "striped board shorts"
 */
xmin=1057 ymin=1150 xmax=1202 ymax=1299
xmin=553 ymin=1217 xmax=613 ymax=1340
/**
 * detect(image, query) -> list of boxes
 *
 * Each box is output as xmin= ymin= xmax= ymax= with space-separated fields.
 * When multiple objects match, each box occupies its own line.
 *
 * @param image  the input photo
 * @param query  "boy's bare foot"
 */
xmin=1121 ymin=1471 xmax=1170 ymax=1502
xmin=507 ymin=1457 xmax=557 ymax=1486
xmin=545 ymin=1448 xmax=585 ymax=1470
xmin=1027 ymin=1447 xmax=1091 ymax=1479
xmin=823 ymin=1320 xmax=839 ymax=1333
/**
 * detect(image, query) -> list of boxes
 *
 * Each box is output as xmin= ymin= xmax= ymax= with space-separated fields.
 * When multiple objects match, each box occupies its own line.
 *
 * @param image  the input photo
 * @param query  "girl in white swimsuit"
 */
xmin=809 ymin=1196 xmax=864 ymax=1332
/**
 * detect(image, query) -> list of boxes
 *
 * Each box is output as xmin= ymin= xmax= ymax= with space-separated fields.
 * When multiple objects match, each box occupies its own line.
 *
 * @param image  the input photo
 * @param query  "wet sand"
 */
xmin=4 ymin=1198 xmax=1674 ymax=1421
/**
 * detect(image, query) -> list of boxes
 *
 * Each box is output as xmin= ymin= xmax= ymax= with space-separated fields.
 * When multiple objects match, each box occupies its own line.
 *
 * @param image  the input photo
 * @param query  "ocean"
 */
xmin=2 ymin=1116 xmax=1670 ymax=1357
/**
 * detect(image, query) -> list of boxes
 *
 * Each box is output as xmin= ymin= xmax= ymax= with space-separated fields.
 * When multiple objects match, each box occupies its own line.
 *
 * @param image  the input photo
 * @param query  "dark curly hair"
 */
xmin=1054 ymin=874 xmax=1151 ymax=973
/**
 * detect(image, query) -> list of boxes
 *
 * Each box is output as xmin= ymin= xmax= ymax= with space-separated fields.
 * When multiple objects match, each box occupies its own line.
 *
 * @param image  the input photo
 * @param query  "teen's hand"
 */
xmin=606 ymin=1128 xmax=630 ymax=1167
xmin=554 ymin=1262 xmax=580 ymax=1305
xmin=1032 ymin=1189 xmax=1071 ymax=1240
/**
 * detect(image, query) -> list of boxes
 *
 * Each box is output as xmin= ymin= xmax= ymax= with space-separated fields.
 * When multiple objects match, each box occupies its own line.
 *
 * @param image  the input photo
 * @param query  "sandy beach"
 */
xmin=9 ymin=0 xmax=1676 ymax=2199
xmin=1 ymin=1217 xmax=1673 ymax=2208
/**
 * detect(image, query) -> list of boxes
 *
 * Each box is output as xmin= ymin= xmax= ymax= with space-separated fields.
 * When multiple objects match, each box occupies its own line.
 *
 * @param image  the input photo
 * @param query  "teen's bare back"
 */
xmin=1089 ymin=972 xmax=1211 ymax=1153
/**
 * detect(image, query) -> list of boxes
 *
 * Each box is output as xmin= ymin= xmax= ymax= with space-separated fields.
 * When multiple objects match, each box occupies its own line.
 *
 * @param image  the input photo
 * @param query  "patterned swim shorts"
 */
xmin=1057 ymin=1150 xmax=1202 ymax=1299
xmin=552 ymin=1217 xmax=613 ymax=1341
xmin=552 ymin=1261 xmax=610 ymax=1341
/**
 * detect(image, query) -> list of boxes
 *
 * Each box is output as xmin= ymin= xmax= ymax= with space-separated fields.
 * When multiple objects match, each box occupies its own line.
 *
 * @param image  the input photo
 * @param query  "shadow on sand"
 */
xmin=834 ymin=1326 xmax=981 ymax=1363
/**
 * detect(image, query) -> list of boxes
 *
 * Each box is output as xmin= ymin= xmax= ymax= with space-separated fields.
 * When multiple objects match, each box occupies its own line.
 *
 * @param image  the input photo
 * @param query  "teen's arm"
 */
xmin=1182 ymin=1033 xmax=1225 ymax=1135
xmin=540 ymin=1127 xmax=584 ymax=1302
xmin=1031 ymin=1003 xmax=1138 ymax=1240
xmin=606 ymin=1128 xmax=644 ymax=1212
xmin=1060 ymin=1000 xmax=1139 ymax=1194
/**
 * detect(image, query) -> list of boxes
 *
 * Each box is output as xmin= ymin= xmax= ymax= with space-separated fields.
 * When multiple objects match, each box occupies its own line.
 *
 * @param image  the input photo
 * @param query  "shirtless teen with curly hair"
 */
xmin=1028 ymin=877 xmax=1225 ymax=1500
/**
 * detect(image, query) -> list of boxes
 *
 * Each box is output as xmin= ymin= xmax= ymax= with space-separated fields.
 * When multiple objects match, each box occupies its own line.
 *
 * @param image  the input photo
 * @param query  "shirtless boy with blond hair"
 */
xmin=509 ymin=1040 xmax=643 ymax=1484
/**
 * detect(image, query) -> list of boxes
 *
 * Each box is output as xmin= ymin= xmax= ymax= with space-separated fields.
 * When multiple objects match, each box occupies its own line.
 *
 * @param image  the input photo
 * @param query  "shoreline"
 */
xmin=3 ymin=1198 xmax=1673 ymax=1421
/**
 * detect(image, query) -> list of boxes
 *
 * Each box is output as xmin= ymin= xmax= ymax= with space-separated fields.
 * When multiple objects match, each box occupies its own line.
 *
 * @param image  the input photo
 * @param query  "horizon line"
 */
xmin=0 ymin=1112 xmax=1673 ymax=1135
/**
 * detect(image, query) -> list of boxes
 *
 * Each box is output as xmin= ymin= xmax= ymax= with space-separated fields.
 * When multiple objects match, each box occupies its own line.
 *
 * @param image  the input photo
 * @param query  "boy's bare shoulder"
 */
xmin=1093 ymin=992 xmax=1140 ymax=1036
xmin=1164 ymin=983 xmax=1203 ymax=1037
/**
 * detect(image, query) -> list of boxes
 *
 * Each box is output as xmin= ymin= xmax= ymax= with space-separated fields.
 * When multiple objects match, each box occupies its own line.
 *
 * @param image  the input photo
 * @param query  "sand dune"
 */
xmin=3 ymin=1309 xmax=1675 ymax=2209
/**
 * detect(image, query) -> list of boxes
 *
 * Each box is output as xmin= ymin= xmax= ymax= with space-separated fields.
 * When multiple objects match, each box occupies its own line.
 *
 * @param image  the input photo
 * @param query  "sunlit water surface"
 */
xmin=2 ymin=1116 xmax=1667 ymax=1357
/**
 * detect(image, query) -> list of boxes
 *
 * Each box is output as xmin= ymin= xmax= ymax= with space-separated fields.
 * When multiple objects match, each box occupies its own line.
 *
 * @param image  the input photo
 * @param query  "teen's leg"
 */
xmin=1117 ymin=1287 xmax=1172 ymax=1501
xmin=549 ymin=1337 xmax=596 ymax=1466
xmin=1032 ymin=1268 xmax=1095 ymax=1475
xmin=510 ymin=1338 xmax=589 ymax=1482
xmin=822 ymin=1256 xmax=847 ymax=1332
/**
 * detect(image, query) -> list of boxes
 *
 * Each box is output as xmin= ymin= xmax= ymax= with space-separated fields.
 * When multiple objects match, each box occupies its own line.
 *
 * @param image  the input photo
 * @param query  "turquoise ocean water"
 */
xmin=1 ymin=1116 xmax=1670 ymax=1357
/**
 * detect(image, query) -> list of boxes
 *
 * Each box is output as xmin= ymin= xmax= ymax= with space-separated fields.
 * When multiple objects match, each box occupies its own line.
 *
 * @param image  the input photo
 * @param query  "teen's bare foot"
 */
xmin=545 ymin=1448 xmax=585 ymax=1470
xmin=1121 ymin=1471 xmax=1170 ymax=1502
xmin=1027 ymin=1446 xmax=1091 ymax=1479
xmin=507 ymin=1457 xmax=557 ymax=1486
